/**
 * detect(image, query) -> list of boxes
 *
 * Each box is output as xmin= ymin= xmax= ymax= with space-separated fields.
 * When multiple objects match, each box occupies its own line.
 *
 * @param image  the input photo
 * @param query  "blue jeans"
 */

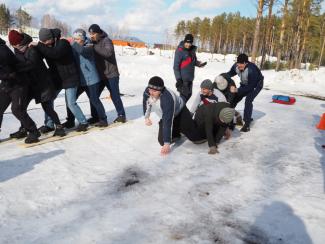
xmin=85 ymin=83 xmax=107 ymax=121
xmin=103 ymin=77 xmax=125 ymax=117
xmin=65 ymin=87 xmax=87 ymax=124
xmin=44 ymin=89 xmax=61 ymax=129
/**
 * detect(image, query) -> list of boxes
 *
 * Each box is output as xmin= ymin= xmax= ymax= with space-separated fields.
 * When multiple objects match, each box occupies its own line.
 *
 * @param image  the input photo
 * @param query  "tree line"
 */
xmin=174 ymin=0 xmax=325 ymax=70
xmin=0 ymin=4 xmax=70 ymax=37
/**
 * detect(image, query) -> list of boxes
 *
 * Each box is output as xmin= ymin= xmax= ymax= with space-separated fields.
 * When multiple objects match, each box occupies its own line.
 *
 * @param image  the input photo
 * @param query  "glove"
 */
xmin=198 ymin=61 xmax=207 ymax=67
xmin=208 ymin=146 xmax=219 ymax=155
xmin=176 ymin=79 xmax=183 ymax=89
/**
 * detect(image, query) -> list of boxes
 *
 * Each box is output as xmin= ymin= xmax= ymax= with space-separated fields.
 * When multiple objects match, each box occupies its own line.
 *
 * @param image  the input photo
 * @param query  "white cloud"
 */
xmin=167 ymin=0 xmax=188 ymax=13
xmin=190 ymin=0 xmax=236 ymax=10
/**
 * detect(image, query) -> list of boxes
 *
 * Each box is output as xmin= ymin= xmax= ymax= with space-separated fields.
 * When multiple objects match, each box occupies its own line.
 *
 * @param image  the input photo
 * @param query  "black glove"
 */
xmin=198 ymin=61 xmax=207 ymax=67
xmin=176 ymin=79 xmax=183 ymax=89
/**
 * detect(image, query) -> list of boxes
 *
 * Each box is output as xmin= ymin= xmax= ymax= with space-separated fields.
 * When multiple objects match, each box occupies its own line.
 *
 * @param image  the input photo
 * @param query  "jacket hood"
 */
xmin=178 ymin=41 xmax=197 ymax=51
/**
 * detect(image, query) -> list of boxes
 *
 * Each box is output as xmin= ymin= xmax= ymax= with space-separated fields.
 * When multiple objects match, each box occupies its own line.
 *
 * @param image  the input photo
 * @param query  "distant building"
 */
xmin=112 ymin=36 xmax=146 ymax=48
xmin=154 ymin=44 xmax=174 ymax=50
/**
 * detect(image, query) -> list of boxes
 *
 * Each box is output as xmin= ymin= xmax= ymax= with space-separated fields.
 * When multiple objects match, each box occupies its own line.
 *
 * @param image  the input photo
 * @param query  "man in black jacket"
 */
xmin=0 ymin=36 xmax=39 ymax=143
xmin=194 ymin=102 xmax=235 ymax=154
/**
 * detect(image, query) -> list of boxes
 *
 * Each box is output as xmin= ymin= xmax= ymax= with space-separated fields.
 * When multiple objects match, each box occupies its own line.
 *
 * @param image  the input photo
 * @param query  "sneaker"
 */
xmin=38 ymin=125 xmax=55 ymax=134
xmin=240 ymin=124 xmax=250 ymax=132
xmin=53 ymin=125 xmax=66 ymax=137
xmin=193 ymin=139 xmax=207 ymax=144
xmin=113 ymin=115 xmax=126 ymax=123
xmin=95 ymin=120 xmax=108 ymax=127
xmin=10 ymin=127 xmax=27 ymax=139
xmin=62 ymin=120 xmax=75 ymax=129
xmin=25 ymin=130 xmax=41 ymax=144
xmin=87 ymin=117 xmax=99 ymax=125
xmin=76 ymin=123 xmax=88 ymax=132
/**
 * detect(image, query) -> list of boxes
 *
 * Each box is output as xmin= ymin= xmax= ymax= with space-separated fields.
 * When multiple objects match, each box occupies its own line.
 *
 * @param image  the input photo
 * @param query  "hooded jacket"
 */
xmin=173 ymin=41 xmax=199 ymax=82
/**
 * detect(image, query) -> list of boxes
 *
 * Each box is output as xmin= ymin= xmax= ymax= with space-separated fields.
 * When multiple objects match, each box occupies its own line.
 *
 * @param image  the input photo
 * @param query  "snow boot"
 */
xmin=240 ymin=123 xmax=250 ymax=132
xmin=38 ymin=125 xmax=55 ymax=134
xmin=87 ymin=117 xmax=99 ymax=125
xmin=95 ymin=120 xmax=108 ymax=127
xmin=62 ymin=120 xmax=75 ymax=129
xmin=76 ymin=123 xmax=89 ymax=132
xmin=53 ymin=125 xmax=66 ymax=137
xmin=113 ymin=115 xmax=126 ymax=123
xmin=10 ymin=127 xmax=28 ymax=139
xmin=24 ymin=130 xmax=41 ymax=144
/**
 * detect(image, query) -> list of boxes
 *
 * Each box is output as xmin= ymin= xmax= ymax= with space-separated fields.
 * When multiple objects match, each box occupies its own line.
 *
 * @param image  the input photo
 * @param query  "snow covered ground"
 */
xmin=1 ymin=47 xmax=325 ymax=244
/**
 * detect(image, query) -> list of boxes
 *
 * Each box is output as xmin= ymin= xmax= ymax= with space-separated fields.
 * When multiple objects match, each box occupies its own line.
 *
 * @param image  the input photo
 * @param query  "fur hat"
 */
xmin=8 ymin=30 xmax=23 ymax=46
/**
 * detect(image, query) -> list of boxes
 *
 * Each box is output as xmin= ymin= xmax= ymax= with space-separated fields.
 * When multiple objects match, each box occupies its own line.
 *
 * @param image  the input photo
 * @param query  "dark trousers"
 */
xmin=92 ymin=77 xmax=125 ymax=118
xmin=177 ymin=80 xmax=193 ymax=102
xmin=232 ymin=80 xmax=263 ymax=124
xmin=0 ymin=86 xmax=37 ymax=132
xmin=158 ymin=106 xmax=203 ymax=146
xmin=67 ymin=83 xmax=107 ymax=122
xmin=41 ymin=101 xmax=61 ymax=125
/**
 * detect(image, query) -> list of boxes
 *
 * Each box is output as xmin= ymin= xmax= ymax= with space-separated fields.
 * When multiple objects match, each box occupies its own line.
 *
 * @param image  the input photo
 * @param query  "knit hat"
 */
xmin=88 ymin=24 xmax=102 ymax=34
xmin=184 ymin=34 xmax=194 ymax=43
xmin=214 ymin=75 xmax=228 ymax=91
xmin=237 ymin=53 xmax=249 ymax=64
xmin=219 ymin=107 xmax=235 ymax=124
xmin=200 ymin=79 xmax=213 ymax=90
xmin=148 ymin=76 xmax=164 ymax=91
xmin=8 ymin=30 xmax=23 ymax=46
xmin=73 ymin=28 xmax=86 ymax=41
xmin=39 ymin=28 xmax=53 ymax=42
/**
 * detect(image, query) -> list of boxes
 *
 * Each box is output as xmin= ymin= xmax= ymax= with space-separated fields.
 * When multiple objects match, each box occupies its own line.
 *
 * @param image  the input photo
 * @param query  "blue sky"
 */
xmin=2 ymin=0 xmax=323 ymax=43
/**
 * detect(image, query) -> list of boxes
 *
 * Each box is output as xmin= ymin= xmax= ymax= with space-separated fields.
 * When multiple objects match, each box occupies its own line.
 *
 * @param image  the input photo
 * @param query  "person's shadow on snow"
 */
xmin=0 ymin=149 xmax=65 ymax=182
xmin=313 ymin=114 xmax=325 ymax=192
xmin=106 ymin=104 xmax=143 ymax=121
xmin=244 ymin=201 xmax=312 ymax=244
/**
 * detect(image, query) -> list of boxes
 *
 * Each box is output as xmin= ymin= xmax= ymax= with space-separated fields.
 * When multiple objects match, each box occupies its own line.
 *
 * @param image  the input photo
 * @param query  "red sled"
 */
xmin=272 ymin=95 xmax=296 ymax=105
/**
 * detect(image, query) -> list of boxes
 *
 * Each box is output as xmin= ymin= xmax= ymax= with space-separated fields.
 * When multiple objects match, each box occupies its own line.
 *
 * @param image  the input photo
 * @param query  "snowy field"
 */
xmin=0 ymin=46 xmax=325 ymax=244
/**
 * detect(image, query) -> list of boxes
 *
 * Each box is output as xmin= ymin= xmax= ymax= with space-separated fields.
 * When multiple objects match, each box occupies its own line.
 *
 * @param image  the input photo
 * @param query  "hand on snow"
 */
xmin=208 ymin=146 xmax=219 ymax=155
xmin=161 ymin=144 xmax=171 ymax=155
xmin=224 ymin=128 xmax=231 ymax=140
xmin=145 ymin=118 xmax=152 ymax=126
xmin=230 ymin=86 xmax=238 ymax=93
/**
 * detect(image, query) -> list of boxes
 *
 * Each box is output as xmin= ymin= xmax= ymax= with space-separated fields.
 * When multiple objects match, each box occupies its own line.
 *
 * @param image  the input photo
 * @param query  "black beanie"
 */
xmin=237 ymin=53 xmax=249 ymax=64
xmin=184 ymin=34 xmax=194 ymax=43
xmin=89 ymin=24 xmax=102 ymax=34
xmin=148 ymin=76 xmax=164 ymax=91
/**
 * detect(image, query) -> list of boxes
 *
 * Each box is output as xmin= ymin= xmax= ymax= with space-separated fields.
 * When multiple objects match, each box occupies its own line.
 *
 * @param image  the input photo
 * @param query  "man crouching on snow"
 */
xmin=143 ymin=76 xmax=204 ymax=155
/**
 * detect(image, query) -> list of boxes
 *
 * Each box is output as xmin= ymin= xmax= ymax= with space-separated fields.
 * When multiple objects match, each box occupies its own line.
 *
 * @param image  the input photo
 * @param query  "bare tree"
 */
xmin=251 ymin=0 xmax=265 ymax=63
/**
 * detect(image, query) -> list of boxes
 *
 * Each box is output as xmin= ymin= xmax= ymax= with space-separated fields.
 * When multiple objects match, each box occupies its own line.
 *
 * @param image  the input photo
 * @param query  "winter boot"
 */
xmin=62 ymin=120 xmax=75 ymax=129
xmin=76 ymin=123 xmax=89 ymax=132
xmin=24 ymin=130 xmax=41 ymax=144
xmin=38 ymin=125 xmax=55 ymax=134
xmin=10 ymin=127 xmax=28 ymax=139
xmin=87 ymin=117 xmax=99 ymax=125
xmin=113 ymin=115 xmax=126 ymax=123
xmin=240 ymin=123 xmax=250 ymax=132
xmin=53 ymin=124 xmax=66 ymax=137
xmin=95 ymin=120 xmax=108 ymax=127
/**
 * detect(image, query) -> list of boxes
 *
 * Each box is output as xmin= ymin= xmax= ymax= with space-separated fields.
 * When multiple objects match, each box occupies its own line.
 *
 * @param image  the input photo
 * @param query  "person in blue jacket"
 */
xmin=143 ymin=76 xmax=204 ymax=155
xmin=173 ymin=34 xmax=206 ymax=102
xmin=227 ymin=53 xmax=264 ymax=132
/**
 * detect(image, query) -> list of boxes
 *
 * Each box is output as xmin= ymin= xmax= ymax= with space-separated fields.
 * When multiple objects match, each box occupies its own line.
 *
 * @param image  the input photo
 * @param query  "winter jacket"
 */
xmin=227 ymin=62 xmax=264 ymax=96
xmin=173 ymin=41 xmax=199 ymax=82
xmin=72 ymin=41 xmax=100 ymax=87
xmin=92 ymin=31 xmax=119 ymax=80
xmin=190 ymin=89 xmax=227 ymax=114
xmin=36 ymin=39 xmax=80 ymax=89
xmin=194 ymin=102 xmax=231 ymax=147
xmin=143 ymin=87 xmax=185 ymax=144
xmin=14 ymin=34 xmax=56 ymax=104
xmin=0 ymin=38 xmax=23 ymax=92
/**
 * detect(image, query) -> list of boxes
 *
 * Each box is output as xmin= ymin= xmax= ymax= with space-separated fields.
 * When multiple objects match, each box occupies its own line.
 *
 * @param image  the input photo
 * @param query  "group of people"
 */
xmin=0 ymin=24 xmax=126 ymax=144
xmin=0 ymin=29 xmax=263 ymax=153
xmin=143 ymin=34 xmax=264 ymax=155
